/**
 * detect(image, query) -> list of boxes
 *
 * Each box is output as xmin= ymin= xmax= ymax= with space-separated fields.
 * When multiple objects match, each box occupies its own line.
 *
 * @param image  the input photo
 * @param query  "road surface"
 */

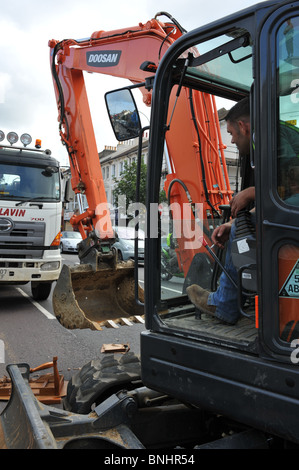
xmin=0 ymin=252 xmax=184 ymax=412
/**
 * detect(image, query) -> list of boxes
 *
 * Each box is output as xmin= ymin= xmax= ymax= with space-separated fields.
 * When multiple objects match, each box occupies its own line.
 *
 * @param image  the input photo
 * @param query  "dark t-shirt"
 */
xmin=240 ymin=153 xmax=254 ymax=191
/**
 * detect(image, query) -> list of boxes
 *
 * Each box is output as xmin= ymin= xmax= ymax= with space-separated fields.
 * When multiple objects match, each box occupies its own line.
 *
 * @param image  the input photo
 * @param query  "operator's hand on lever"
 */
xmin=212 ymin=187 xmax=256 ymax=249
xmin=229 ymin=186 xmax=255 ymax=218
xmin=211 ymin=221 xmax=233 ymax=249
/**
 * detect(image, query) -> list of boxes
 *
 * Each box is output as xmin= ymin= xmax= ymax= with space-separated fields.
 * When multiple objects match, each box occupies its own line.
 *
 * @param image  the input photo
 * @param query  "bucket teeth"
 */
xmin=105 ymin=320 xmax=120 ymax=329
xmin=120 ymin=318 xmax=134 ymax=326
xmin=134 ymin=315 xmax=145 ymax=324
xmin=100 ymin=315 xmax=145 ymax=329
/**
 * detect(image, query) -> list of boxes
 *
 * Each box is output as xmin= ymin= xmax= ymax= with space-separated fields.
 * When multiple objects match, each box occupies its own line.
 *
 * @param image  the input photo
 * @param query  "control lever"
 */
xmin=200 ymin=236 xmax=237 ymax=289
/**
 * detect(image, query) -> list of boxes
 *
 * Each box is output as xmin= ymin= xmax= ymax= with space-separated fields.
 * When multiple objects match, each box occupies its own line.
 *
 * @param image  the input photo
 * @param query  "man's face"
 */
xmin=227 ymin=119 xmax=250 ymax=155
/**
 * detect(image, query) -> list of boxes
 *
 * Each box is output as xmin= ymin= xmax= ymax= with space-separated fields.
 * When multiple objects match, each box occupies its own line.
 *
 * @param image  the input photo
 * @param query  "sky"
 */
xmin=0 ymin=0 xmax=259 ymax=166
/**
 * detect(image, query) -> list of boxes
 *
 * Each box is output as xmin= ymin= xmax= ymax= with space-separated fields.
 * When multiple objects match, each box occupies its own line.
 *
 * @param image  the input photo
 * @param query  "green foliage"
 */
xmin=113 ymin=157 xmax=167 ymax=213
xmin=113 ymin=158 xmax=147 ymax=212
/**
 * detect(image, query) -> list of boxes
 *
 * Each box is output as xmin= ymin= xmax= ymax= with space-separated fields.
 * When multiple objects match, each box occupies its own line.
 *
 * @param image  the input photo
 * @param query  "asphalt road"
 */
xmin=0 ymin=253 xmax=145 ymax=393
xmin=0 ymin=252 xmax=185 ymax=415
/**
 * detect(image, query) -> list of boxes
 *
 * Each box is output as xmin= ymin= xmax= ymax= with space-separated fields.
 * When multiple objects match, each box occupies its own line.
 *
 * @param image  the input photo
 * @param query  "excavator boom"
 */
xmin=49 ymin=13 xmax=232 ymax=329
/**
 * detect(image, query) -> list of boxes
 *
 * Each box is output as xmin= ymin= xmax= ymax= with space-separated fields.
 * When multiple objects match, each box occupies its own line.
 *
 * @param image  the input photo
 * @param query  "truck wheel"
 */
xmin=64 ymin=352 xmax=142 ymax=414
xmin=31 ymin=282 xmax=52 ymax=301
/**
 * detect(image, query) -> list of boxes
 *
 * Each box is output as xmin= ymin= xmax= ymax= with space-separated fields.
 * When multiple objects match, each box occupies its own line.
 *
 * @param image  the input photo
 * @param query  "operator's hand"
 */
xmin=229 ymin=186 xmax=255 ymax=218
xmin=211 ymin=221 xmax=233 ymax=249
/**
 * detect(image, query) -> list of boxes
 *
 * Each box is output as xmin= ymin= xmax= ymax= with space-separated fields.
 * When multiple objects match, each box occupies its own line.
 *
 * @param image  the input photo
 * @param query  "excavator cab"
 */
xmin=141 ymin=0 xmax=299 ymax=443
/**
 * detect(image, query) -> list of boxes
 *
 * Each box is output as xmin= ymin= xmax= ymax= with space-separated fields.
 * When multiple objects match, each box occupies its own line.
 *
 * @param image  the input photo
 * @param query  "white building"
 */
xmin=65 ymin=110 xmax=240 ymax=222
xmin=99 ymin=136 xmax=149 ymax=207
xmin=218 ymin=108 xmax=240 ymax=193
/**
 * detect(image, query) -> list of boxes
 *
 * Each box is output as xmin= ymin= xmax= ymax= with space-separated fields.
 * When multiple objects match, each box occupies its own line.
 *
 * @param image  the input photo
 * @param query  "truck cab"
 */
xmin=0 ymin=133 xmax=62 ymax=300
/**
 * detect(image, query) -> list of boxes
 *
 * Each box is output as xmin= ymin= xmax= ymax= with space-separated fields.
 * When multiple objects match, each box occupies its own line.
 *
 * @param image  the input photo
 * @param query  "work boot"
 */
xmin=186 ymin=285 xmax=216 ymax=317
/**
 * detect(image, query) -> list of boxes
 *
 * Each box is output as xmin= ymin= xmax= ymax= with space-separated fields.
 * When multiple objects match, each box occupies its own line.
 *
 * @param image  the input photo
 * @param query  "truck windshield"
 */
xmin=0 ymin=163 xmax=60 ymax=202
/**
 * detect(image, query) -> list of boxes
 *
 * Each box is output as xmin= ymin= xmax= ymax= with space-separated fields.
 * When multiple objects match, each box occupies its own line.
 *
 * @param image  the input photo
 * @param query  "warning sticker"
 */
xmin=279 ymin=259 xmax=299 ymax=298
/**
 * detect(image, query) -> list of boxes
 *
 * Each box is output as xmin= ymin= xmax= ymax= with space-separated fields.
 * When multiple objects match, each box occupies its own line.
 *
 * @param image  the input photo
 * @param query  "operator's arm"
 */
xmin=212 ymin=206 xmax=256 ymax=249
xmin=211 ymin=220 xmax=233 ymax=249
xmin=229 ymin=186 xmax=255 ymax=218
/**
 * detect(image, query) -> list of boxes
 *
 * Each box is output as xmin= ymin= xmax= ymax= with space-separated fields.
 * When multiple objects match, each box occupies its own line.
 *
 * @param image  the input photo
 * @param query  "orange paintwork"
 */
xmin=49 ymin=17 xmax=231 ymax=266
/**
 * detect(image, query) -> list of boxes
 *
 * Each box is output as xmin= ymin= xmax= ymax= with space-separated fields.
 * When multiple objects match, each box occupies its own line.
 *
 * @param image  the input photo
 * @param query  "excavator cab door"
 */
xmin=144 ymin=14 xmax=255 ymax=337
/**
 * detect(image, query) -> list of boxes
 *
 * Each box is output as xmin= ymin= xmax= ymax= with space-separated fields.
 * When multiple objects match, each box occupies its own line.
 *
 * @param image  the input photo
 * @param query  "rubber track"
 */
xmin=63 ymin=352 xmax=141 ymax=414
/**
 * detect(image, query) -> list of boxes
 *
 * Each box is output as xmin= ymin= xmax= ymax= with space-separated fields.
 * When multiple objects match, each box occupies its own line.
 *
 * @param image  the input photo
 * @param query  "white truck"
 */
xmin=0 ymin=131 xmax=63 ymax=300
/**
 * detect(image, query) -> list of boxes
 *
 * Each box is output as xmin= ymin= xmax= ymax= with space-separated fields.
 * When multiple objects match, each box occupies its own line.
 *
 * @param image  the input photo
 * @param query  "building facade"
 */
xmin=65 ymin=110 xmax=240 ymax=223
xmin=218 ymin=108 xmax=241 ymax=193
xmin=99 ymin=138 xmax=147 ymax=208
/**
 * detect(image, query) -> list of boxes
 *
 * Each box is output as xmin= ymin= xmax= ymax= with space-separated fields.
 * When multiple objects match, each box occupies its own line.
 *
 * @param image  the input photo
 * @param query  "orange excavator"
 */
xmin=49 ymin=12 xmax=232 ymax=330
xmin=3 ymin=1 xmax=299 ymax=450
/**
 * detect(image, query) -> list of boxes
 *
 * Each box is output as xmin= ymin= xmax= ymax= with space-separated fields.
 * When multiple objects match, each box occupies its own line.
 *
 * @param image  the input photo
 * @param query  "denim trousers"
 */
xmin=208 ymin=221 xmax=240 ymax=324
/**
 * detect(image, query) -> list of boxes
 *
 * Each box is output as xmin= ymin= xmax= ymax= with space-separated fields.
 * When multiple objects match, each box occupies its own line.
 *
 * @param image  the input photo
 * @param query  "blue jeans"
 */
xmin=208 ymin=222 xmax=240 ymax=324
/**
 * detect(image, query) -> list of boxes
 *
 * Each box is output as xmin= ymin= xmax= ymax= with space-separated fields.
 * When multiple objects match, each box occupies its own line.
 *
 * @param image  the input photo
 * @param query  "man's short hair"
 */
xmin=225 ymin=97 xmax=250 ymax=123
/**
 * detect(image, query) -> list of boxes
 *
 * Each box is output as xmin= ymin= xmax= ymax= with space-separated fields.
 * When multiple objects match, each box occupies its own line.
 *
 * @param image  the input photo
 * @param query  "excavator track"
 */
xmin=53 ymin=262 xmax=145 ymax=330
xmin=63 ymin=352 xmax=142 ymax=414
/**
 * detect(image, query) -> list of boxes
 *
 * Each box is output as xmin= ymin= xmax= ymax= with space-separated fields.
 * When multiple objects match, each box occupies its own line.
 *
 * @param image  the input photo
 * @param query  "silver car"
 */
xmin=60 ymin=231 xmax=82 ymax=253
xmin=113 ymin=226 xmax=145 ymax=263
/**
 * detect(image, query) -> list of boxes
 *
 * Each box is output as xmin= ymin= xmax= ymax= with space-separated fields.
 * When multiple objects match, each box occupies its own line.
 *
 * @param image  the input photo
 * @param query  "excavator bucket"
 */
xmin=52 ymin=262 xmax=144 ymax=330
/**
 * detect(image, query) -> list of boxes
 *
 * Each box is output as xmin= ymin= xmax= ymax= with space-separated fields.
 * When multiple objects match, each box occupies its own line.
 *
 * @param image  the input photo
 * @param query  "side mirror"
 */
xmin=105 ymin=88 xmax=141 ymax=141
xmin=42 ymin=165 xmax=59 ymax=177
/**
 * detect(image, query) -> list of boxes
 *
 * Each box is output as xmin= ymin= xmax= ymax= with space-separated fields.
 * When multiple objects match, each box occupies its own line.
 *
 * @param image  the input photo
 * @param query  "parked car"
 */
xmin=112 ymin=226 xmax=145 ymax=263
xmin=60 ymin=231 xmax=82 ymax=253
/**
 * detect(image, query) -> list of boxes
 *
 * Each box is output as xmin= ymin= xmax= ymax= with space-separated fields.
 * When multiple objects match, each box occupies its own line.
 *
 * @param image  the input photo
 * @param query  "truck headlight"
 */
xmin=41 ymin=261 xmax=60 ymax=271
xmin=7 ymin=132 xmax=18 ymax=145
xmin=20 ymin=133 xmax=32 ymax=147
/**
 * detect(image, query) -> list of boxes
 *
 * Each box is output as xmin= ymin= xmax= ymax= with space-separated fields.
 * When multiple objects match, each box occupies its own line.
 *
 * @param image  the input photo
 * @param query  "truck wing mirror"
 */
xmin=105 ymin=88 xmax=141 ymax=141
xmin=42 ymin=165 xmax=59 ymax=177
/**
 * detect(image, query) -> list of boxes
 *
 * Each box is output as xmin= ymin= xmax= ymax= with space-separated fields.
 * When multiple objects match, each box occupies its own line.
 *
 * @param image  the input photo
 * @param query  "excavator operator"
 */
xmin=187 ymin=96 xmax=299 ymax=324
xmin=187 ymin=97 xmax=255 ymax=325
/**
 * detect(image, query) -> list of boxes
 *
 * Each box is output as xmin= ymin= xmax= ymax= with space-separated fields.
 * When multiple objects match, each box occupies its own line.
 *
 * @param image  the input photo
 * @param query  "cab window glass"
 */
xmin=187 ymin=33 xmax=252 ymax=95
xmin=277 ymin=17 xmax=299 ymax=206
xmin=277 ymin=17 xmax=299 ymax=343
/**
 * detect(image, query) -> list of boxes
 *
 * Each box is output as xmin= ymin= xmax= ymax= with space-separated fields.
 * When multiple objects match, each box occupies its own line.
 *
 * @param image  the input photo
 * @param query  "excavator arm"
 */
xmin=49 ymin=13 xmax=232 ymax=329
xmin=49 ymin=18 xmax=181 ymax=247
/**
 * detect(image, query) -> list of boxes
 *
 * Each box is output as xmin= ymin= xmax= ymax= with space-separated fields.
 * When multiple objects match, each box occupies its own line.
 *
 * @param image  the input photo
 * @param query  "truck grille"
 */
xmin=0 ymin=221 xmax=45 ymax=259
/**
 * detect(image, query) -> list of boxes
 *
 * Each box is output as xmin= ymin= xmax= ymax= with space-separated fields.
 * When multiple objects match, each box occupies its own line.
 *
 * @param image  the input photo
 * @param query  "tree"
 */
xmin=113 ymin=158 xmax=167 ymax=224
xmin=113 ymin=158 xmax=147 ymax=213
